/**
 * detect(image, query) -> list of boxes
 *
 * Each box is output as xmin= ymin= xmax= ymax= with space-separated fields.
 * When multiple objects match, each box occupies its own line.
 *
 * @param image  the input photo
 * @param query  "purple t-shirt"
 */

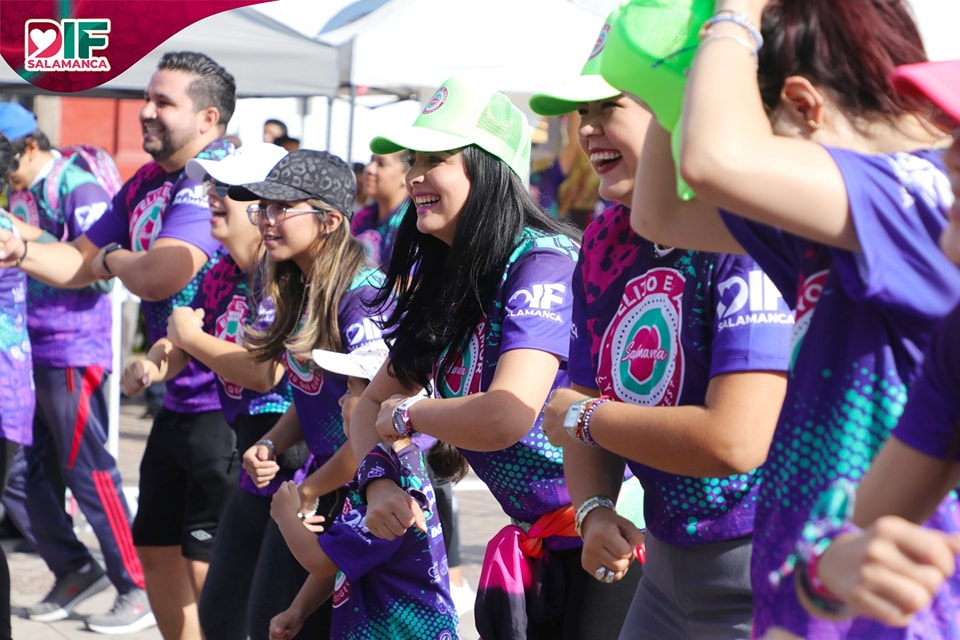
xmin=432 ymin=228 xmax=580 ymax=544
xmin=893 ymin=301 xmax=960 ymax=460
xmin=320 ymin=441 xmax=459 ymax=640
xmin=351 ymin=201 xmax=406 ymax=268
xmin=9 ymin=157 xmax=112 ymax=368
xmin=284 ymin=268 xmax=387 ymax=467
xmin=86 ymin=139 xmax=231 ymax=413
xmin=202 ymin=260 xmax=302 ymax=497
xmin=570 ymin=205 xmax=792 ymax=546
xmin=0 ymin=214 xmax=34 ymax=445
xmin=722 ymin=148 xmax=960 ymax=639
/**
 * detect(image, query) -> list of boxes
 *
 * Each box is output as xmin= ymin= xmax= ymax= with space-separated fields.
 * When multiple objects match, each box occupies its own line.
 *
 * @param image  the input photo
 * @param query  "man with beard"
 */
xmin=0 ymin=51 xmax=239 ymax=640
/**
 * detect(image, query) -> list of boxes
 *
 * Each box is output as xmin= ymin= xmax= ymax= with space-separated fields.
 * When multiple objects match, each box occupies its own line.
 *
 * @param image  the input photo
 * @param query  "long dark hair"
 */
xmin=758 ymin=0 xmax=929 ymax=122
xmin=371 ymin=145 xmax=580 ymax=389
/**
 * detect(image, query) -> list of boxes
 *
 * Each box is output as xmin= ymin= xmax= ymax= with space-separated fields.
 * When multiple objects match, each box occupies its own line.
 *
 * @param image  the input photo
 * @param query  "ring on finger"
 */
xmin=602 ymin=569 xmax=616 ymax=583
xmin=593 ymin=566 xmax=607 ymax=581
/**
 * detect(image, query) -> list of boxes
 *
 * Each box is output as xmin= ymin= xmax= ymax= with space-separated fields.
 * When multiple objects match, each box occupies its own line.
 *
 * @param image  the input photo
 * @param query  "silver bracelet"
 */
xmin=575 ymin=495 xmax=616 ymax=538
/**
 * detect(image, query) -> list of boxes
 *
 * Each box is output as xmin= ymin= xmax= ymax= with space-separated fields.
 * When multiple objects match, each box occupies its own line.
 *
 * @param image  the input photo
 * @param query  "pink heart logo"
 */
xmin=28 ymin=28 xmax=58 ymax=57
xmin=626 ymin=325 xmax=661 ymax=383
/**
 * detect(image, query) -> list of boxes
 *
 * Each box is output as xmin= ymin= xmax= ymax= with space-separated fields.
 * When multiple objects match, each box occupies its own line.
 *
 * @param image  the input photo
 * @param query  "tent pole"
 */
xmin=326 ymin=95 xmax=334 ymax=152
xmin=347 ymin=84 xmax=357 ymax=162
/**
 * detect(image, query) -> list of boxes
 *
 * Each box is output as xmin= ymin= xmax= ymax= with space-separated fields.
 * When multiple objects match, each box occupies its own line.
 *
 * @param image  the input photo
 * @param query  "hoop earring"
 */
xmin=806 ymin=119 xmax=821 ymax=131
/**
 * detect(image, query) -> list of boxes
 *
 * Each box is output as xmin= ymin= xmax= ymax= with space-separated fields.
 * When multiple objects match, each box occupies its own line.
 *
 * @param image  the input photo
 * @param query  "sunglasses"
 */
xmin=202 ymin=175 xmax=230 ymax=199
xmin=246 ymin=203 xmax=326 ymax=227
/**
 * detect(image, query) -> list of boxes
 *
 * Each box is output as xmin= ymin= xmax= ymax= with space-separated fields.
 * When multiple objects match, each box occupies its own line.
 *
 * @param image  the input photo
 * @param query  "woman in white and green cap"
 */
xmin=535 ymin=7 xmax=792 ymax=640
xmin=348 ymin=76 xmax=640 ymax=638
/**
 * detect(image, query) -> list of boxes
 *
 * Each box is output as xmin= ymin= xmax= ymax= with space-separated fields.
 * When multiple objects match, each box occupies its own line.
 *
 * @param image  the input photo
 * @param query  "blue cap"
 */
xmin=0 ymin=103 xmax=38 ymax=141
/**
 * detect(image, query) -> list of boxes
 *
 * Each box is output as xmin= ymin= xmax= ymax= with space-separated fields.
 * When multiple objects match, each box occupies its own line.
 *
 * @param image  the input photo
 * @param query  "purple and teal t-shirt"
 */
xmin=351 ymin=201 xmax=406 ymax=268
xmin=320 ymin=441 xmax=459 ymax=640
xmin=0 ymin=214 xmax=34 ymax=445
xmin=86 ymin=139 xmax=231 ymax=414
xmin=891 ymin=300 xmax=960 ymax=461
xmin=203 ymin=252 xmax=293 ymax=425
xmin=721 ymin=148 xmax=960 ymax=639
xmin=569 ymin=205 xmax=792 ymax=546
xmin=8 ymin=156 xmax=112 ymax=369
xmin=284 ymin=268 xmax=387 ymax=468
xmin=433 ymin=228 xmax=579 ymax=544
xmin=202 ymin=258 xmax=301 ymax=496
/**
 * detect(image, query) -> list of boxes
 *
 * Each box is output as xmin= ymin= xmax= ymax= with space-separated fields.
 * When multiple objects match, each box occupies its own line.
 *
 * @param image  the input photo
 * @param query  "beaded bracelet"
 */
xmin=700 ymin=9 xmax=763 ymax=51
xmin=254 ymin=438 xmax=276 ymax=457
xmin=576 ymin=397 xmax=610 ymax=447
xmin=769 ymin=479 xmax=859 ymax=617
xmin=575 ymin=494 xmax=616 ymax=538
xmin=357 ymin=445 xmax=402 ymax=500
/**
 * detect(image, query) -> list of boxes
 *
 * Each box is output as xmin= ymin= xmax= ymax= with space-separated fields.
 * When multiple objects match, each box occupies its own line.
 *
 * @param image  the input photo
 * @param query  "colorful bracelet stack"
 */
xmin=769 ymin=478 xmax=860 ymax=618
xmin=574 ymin=396 xmax=611 ymax=447
xmin=575 ymin=494 xmax=616 ymax=538
xmin=698 ymin=9 xmax=763 ymax=60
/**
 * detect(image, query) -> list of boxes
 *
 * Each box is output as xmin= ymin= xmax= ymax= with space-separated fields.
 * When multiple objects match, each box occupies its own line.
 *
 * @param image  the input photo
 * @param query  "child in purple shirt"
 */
xmin=269 ymin=341 xmax=460 ymax=640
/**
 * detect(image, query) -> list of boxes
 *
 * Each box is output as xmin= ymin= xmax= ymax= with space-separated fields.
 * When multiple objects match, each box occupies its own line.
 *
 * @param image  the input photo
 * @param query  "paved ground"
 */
xmin=8 ymin=396 xmax=508 ymax=639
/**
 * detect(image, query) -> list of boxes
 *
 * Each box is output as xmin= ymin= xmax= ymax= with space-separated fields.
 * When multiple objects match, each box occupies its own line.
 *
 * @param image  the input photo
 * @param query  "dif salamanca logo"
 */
xmin=24 ymin=19 xmax=111 ymax=71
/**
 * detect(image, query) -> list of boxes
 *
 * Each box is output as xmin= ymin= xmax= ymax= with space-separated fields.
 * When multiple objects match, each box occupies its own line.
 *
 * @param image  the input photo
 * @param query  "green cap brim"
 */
xmin=529 ymin=75 xmax=622 ymax=117
xmin=369 ymin=125 xmax=475 ymax=156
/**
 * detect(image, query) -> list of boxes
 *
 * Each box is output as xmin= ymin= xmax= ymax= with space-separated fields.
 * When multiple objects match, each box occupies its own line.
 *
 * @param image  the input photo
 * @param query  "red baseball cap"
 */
xmin=890 ymin=59 xmax=960 ymax=126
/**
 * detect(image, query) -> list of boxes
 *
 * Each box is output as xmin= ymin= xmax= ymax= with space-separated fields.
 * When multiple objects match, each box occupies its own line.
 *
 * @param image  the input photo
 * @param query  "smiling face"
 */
xmin=363 ymin=152 xmax=408 ymax=204
xmin=577 ymin=95 xmax=652 ymax=205
xmin=204 ymin=179 xmax=259 ymax=246
xmin=140 ymin=69 xmax=213 ymax=170
xmin=255 ymin=199 xmax=325 ymax=271
xmin=405 ymin=149 xmax=471 ymax=245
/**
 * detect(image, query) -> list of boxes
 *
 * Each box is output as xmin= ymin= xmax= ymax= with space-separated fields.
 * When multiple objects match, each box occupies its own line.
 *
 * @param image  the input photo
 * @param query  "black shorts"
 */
xmin=132 ymin=408 xmax=238 ymax=561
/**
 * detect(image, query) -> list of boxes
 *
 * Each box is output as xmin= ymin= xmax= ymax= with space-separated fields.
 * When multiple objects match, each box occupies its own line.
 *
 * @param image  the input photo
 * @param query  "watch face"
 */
xmin=393 ymin=409 xmax=408 ymax=436
xmin=563 ymin=401 xmax=583 ymax=429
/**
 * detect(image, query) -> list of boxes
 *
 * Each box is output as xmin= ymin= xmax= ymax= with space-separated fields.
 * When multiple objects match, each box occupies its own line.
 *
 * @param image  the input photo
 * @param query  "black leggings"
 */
xmin=0 ymin=439 xmax=18 ymax=640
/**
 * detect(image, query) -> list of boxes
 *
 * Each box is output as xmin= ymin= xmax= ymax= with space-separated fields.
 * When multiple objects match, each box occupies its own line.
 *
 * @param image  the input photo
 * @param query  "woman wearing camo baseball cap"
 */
xmin=348 ymin=76 xmax=636 ymax=638
xmin=228 ymin=149 xmax=392 ymax=632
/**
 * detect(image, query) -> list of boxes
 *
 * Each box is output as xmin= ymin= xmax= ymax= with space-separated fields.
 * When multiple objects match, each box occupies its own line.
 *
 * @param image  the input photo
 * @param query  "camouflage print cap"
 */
xmin=228 ymin=149 xmax=357 ymax=218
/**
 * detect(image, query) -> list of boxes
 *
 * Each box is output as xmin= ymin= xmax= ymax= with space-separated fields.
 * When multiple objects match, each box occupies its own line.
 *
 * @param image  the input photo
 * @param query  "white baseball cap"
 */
xmin=185 ymin=141 xmax=289 ymax=186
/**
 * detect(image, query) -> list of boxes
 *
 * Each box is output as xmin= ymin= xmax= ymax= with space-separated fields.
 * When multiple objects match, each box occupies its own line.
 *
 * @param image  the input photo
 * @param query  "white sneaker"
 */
xmin=450 ymin=578 xmax=475 ymax=616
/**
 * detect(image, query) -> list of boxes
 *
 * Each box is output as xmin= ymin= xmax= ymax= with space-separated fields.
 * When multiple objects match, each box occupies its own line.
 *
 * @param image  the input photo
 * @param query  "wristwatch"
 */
xmin=392 ymin=394 xmax=426 ymax=437
xmin=563 ymin=398 xmax=591 ymax=440
xmin=101 ymin=242 xmax=123 ymax=276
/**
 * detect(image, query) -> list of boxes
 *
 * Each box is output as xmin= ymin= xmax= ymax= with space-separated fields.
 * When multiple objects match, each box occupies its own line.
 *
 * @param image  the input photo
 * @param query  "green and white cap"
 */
xmin=528 ymin=10 xmax=622 ymax=117
xmin=370 ymin=76 xmax=532 ymax=183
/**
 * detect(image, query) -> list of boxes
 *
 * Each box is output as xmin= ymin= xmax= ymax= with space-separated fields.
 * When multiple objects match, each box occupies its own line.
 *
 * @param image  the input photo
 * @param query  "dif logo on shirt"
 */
xmin=24 ymin=19 xmax=110 ymax=71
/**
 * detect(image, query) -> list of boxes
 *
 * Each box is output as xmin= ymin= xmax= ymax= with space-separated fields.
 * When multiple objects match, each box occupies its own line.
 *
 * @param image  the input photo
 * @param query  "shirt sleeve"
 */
xmin=62 ymin=181 xmax=111 ymax=239
xmin=892 ymin=303 xmax=960 ymax=460
xmin=85 ymin=181 xmax=133 ymax=249
xmin=828 ymin=148 xmax=960 ymax=320
xmin=318 ymin=501 xmax=404 ymax=582
xmin=499 ymin=247 xmax=577 ymax=359
xmin=338 ymin=279 xmax=389 ymax=353
xmin=719 ymin=210 xmax=804 ymax=307
xmin=154 ymin=177 xmax=221 ymax=258
xmin=707 ymin=254 xmax=794 ymax=377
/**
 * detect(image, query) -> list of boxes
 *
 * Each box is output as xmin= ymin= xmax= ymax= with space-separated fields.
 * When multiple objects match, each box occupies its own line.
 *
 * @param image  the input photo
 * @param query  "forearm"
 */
xmin=276 ymin=513 xmax=339 ymax=577
xmin=348 ymin=396 xmax=385 ymax=464
xmin=176 ymin=332 xmax=282 ymax=392
xmin=564 ymin=442 xmax=626 ymax=506
xmin=17 ymin=238 xmax=99 ymax=288
xmin=261 ymin=406 xmax=304 ymax=454
xmin=300 ymin=445 xmax=357 ymax=503
xmin=287 ymin=574 xmax=333 ymax=619
xmin=407 ymin=389 xmax=540 ymax=451
xmin=145 ymin=338 xmax=188 ymax=381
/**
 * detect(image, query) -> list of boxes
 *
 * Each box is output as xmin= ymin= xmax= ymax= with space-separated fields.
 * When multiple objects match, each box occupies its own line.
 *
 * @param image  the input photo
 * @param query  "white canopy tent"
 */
xmin=315 ymin=0 xmax=606 ymax=160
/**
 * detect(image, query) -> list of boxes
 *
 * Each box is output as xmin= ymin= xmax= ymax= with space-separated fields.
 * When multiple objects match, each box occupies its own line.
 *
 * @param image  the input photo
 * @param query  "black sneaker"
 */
xmin=24 ymin=565 xmax=111 ymax=622
xmin=85 ymin=588 xmax=156 ymax=635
